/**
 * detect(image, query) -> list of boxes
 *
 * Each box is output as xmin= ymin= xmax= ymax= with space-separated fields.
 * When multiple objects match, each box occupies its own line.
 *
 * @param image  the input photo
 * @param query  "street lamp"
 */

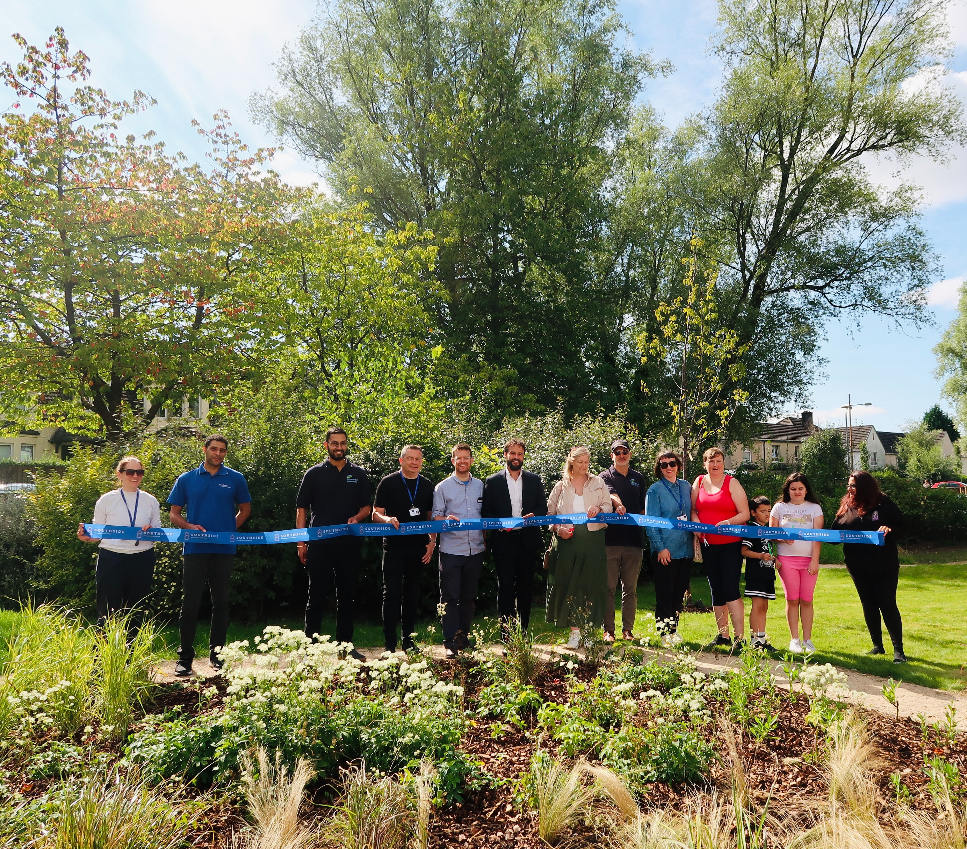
xmin=841 ymin=394 xmax=873 ymax=471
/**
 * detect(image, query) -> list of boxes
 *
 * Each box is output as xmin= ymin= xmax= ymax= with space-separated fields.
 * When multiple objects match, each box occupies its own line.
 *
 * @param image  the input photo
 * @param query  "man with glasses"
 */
xmin=168 ymin=435 xmax=251 ymax=676
xmin=295 ymin=427 xmax=372 ymax=659
xmin=373 ymin=445 xmax=436 ymax=653
xmin=599 ymin=440 xmax=646 ymax=642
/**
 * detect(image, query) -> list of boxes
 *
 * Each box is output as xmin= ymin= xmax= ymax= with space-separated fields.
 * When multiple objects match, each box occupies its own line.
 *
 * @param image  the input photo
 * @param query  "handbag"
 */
xmin=693 ymin=534 xmax=703 ymax=563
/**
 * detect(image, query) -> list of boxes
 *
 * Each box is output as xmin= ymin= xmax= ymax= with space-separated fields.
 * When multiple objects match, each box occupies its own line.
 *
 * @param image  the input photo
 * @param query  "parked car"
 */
xmin=931 ymin=481 xmax=967 ymax=495
xmin=0 ymin=482 xmax=36 ymax=494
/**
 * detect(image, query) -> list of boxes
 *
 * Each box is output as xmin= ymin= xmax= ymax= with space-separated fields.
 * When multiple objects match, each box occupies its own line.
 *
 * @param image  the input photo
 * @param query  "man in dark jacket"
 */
xmin=481 ymin=439 xmax=547 ymax=639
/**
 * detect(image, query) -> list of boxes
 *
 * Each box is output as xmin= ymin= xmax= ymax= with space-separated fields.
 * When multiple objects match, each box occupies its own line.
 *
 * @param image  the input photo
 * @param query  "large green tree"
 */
xmin=0 ymin=30 xmax=296 ymax=441
xmin=253 ymin=0 xmax=660 ymax=421
xmin=935 ymin=281 xmax=967 ymax=433
xmin=616 ymin=0 xmax=962 ymax=440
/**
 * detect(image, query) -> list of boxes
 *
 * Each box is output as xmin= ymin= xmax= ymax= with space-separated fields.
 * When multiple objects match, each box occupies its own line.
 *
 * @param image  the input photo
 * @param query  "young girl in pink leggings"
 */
xmin=770 ymin=473 xmax=824 ymax=654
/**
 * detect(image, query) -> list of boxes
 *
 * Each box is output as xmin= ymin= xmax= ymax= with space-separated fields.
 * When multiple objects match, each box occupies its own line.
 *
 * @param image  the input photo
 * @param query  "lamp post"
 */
xmin=841 ymin=394 xmax=873 ymax=471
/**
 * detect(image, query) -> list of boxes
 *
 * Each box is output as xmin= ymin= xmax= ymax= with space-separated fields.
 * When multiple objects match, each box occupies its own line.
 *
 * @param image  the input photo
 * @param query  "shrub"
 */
xmin=0 ymin=493 xmax=40 ymax=605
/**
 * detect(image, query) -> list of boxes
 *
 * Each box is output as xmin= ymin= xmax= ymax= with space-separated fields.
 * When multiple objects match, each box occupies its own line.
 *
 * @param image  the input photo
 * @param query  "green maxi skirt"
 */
xmin=546 ymin=524 xmax=608 ymax=628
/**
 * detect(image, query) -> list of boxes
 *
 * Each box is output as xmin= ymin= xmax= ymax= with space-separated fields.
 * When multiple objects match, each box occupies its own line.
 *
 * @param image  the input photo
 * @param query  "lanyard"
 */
xmin=400 ymin=470 xmax=420 ymax=505
xmin=661 ymin=478 xmax=685 ymax=515
xmin=119 ymin=489 xmax=141 ymax=546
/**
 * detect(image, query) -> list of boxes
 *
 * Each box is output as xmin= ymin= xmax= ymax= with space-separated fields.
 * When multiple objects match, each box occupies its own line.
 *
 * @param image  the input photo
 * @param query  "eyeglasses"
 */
xmin=612 ymin=448 xmax=629 ymax=456
xmin=659 ymin=460 xmax=678 ymax=469
xmin=122 ymin=469 xmax=145 ymax=477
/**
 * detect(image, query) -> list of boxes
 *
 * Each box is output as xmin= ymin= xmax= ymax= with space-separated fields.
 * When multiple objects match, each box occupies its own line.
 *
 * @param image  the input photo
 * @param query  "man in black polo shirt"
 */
xmin=373 ymin=444 xmax=436 ymax=653
xmin=599 ymin=439 xmax=646 ymax=642
xmin=295 ymin=427 xmax=371 ymax=658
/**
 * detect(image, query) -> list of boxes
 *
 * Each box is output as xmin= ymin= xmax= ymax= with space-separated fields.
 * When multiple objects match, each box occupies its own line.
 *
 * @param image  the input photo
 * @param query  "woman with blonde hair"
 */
xmin=546 ymin=446 xmax=615 ymax=649
xmin=691 ymin=446 xmax=750 ymax=650
xmin=77 ymin=455 xmax=162 ymax=640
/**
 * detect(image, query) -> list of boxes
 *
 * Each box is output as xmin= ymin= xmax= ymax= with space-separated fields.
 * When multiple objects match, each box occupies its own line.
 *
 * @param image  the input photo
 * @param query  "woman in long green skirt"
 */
xmin=546 ymin=446 xmax=615 ymax=649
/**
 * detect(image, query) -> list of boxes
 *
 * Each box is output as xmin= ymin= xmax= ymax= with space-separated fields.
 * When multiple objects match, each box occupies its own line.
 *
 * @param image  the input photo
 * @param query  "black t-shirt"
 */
xmin=296 ymin=461 xmax=372 ymax=535
xmin=374 ymin=472 xmax=435 ymax=550
xmin=599 ymin=466 xmax=646 ymax=547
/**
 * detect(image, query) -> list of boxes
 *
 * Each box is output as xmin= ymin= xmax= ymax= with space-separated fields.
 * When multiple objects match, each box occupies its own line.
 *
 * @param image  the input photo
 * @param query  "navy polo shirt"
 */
xmin=599 ymin=465 xmax=646 ymax=548
xmin=296 ymin=460 xmax=371 ymax=542
xmin=167 ymin=463 xmax=252 ymax=555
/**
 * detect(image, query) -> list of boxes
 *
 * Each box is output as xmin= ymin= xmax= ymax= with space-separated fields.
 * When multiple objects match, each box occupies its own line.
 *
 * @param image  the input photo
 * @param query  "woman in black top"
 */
xmin=829 ymin=471 xmax=906 ymax=663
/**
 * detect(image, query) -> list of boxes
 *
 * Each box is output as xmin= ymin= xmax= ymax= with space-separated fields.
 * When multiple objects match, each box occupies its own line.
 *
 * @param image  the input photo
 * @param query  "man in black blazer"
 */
xmin=482 ymin=439 xmax=548 ymax=638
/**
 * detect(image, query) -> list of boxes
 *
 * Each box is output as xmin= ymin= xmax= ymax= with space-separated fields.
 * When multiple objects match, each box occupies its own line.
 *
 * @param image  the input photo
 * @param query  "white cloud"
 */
xmin=927 ymin=275 xmax=966 ymax=307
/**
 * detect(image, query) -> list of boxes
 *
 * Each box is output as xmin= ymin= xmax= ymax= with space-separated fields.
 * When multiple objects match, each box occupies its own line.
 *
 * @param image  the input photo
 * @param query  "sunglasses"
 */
xmin=612 ymin=448 xmax=629 ymax=455
xmin=122 ymin=469 xmax=145 ymax=477
xmin=659 ymin=460 xmax=678 ymax=469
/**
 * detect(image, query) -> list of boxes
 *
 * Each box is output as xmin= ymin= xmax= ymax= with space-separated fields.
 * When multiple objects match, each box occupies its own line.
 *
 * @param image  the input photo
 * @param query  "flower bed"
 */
xmin=1 ymin=611 xmax=965 ymax=848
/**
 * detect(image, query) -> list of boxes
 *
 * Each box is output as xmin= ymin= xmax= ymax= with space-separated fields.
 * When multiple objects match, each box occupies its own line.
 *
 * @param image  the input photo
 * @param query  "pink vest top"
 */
xmin=695 ymin=474 xmax=737 ymax=545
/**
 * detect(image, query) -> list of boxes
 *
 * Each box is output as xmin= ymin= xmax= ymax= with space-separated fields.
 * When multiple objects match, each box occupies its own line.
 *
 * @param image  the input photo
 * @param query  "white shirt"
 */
xmin=572 ymin=492 xmax=586 ymax=514
xmin=770 ymin=500 xmax=824 ymax=558
xmin=92 ymin=488 xmax=162 ymax=554
xmin=505 ymin=469 xmax=523 ymax=517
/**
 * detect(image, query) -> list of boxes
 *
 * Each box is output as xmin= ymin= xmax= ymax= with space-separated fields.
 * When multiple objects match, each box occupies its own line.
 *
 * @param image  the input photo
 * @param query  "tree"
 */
xmin=639 ymin=245 xmax=749 ymax=474
xmin=923 ymin=404 xmax=960 ymax=443
xmin=252 ymin=0 xmax=661 ymax=420
xmin=0 ymin=30 xmax=297 ymax=441
xmin=935 ymin=280 xmax=967 ymax=433
xmin=621 ymin=0 xmax=963 ymax=438
xmin=895 ymin=422 xmax=960 ymax=483
xmin=800 ymin=428 xmax=849 ymax=503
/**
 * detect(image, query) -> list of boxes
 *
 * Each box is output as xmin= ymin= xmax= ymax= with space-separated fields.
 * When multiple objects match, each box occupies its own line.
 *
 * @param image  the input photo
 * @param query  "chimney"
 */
xmin=801 ymin=411 xmax=813 ymax=431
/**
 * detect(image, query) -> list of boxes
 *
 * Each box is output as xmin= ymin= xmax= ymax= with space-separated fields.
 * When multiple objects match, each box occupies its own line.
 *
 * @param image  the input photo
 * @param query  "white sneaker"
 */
xmin=789 ymin=638 xmax=803 ymax=654
xmin=567 ymin=630 xmax=581 ymax=649
xmin=802 ymin=639 xmax=816 ymax=653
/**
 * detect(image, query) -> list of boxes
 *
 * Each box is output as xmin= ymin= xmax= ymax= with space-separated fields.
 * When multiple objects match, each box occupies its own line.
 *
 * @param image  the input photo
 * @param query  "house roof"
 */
xmin=831 ymin=425 xmax=875 ymax=452
xmin=878 ymin=431 xmax=904 ymax=455
xmin=753 ymin=414 xmax=816 ymax=443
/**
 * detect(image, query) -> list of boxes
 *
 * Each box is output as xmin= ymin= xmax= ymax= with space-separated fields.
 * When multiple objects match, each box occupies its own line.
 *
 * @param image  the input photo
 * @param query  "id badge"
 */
xmin=677 ymin=514 xmax=688 ymax=522
xmin=408 ymin=506 xmax=421 ymax=517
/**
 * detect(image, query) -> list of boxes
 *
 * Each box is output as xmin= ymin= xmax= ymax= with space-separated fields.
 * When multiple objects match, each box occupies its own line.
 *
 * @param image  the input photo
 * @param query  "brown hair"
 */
xmin=836 ymin=470 xmax=882 ymax=517
xmin=702 ymin=447 xmax=725 ymax=463
xmin=653 ymin=451 xmax=683 ymax=479
xmin=451 ymin=442 xmax=473 ymax=457
xmin=504 ymin=439 xmax=526 ymax=454
xmin=205 ymin=434 xmax=228 ymax=449
xmin=781 ymin=472 xmax=821 ymax=506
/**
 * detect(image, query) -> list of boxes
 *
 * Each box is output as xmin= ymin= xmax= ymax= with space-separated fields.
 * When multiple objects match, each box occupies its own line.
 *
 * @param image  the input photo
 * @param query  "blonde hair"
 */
xmin=702 ymin=447 xmax=725 ymax=464
xmin=562 ymin=446 xmax=592 ymax=484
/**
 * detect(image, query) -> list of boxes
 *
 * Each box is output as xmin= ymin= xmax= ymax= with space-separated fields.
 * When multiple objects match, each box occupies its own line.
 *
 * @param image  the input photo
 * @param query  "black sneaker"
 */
xmin=444 ymin=647 xmax=457 ymax=659
xmin=209 ymin=653 xmax=223 ymax=671
xmin=348 ymin=648 xmax=366 ymax=662
xmin=703 ymin=633 xmax=732 ymax=651
xmin=174 ymin=661 xmax=192 ymax=677
xmin=893 ymin=650 xmax=908 ymax=664
xmin=731 ymin=638 xmax=746 ymax=653
xmin=752 ymin=639 xmax=777 ymax=652
xmin=867 ymin=645 xmax=885 ymax=656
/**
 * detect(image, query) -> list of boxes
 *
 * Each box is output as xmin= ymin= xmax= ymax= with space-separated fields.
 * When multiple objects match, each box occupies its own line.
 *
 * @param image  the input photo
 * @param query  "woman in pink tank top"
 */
xmin=691 ymin=447 xmax=750 ymax=650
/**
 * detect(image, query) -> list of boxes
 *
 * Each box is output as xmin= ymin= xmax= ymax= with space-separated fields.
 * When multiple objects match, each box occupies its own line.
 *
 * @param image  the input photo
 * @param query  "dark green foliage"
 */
xmin=0 ymin=494 xmax=40 ymax=605
xmin=872 ymin=469 xmax=967 ymax=544
xmin=800 ymin=430 xmax=850 ymax=505
xmin=923 ymin=405 xmax=960 ymax=443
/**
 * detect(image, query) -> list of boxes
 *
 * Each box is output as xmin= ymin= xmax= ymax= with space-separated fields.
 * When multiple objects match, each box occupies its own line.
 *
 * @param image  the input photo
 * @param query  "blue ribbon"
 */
xmin=84 ymin=513 xmax=883 ymax=545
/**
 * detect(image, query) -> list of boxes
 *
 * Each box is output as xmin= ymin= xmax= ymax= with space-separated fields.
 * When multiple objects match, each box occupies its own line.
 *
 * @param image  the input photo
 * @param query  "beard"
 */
xmin=506 ymin=457 xmax=523 ymax=471
xmin=328 ymin=448 xmax=347 ymax=461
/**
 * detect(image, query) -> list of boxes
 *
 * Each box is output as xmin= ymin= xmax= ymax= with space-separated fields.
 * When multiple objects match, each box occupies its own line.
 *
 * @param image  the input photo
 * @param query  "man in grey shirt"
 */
xmin=431 ymin=442 xmax=486 ymax=657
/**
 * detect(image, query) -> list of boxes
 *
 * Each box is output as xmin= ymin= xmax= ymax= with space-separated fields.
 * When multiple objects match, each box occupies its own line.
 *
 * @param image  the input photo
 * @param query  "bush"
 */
xmin=0 ymin=494 xmax=40 ymax=605
xmin=872 ymin=469 xmax=967 ymax=544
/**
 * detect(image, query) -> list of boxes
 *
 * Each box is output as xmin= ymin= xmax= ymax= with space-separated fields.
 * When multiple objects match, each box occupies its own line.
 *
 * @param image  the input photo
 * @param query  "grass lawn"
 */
xmin=2 ymin=561 xmax=964 ymax=692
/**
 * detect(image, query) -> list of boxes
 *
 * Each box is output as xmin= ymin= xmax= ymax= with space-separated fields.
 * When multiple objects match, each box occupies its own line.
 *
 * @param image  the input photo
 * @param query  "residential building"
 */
xmin=724 ymin=411 xmax=819 ymax=469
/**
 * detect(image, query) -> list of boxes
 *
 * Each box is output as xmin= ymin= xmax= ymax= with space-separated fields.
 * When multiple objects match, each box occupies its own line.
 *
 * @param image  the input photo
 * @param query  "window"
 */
xmin=20 ymin=444 xmax=34 ymax=461
xmin=794 ymin=446 xmax=800 ymax=460
xmin=871 ymin=452 xmax=877 ymax=467
xmin=771 ymin=445 xmax=780 ymax=461
xmin=742 ymin=448 xmax=752 ymax=464
xmin=0 ymin=445 xmax=11 ymax=459
xmin=189 ymin=396 xmax=201 ymax=418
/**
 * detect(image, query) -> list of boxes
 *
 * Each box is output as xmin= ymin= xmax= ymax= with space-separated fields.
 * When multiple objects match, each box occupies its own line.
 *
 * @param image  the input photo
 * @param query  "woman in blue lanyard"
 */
xmin=77 ymin=456 xmax=162 ymax=641
xmin=643 ymin=451 xmax=694 ymax=645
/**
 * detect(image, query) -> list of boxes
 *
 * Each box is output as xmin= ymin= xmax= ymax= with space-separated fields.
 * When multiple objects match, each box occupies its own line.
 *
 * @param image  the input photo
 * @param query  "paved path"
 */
xmin=152 ymin=643 xmax=967 ymax=730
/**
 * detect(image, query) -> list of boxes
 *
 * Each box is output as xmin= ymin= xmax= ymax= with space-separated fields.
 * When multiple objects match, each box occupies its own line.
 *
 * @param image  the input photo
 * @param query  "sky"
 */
xmin=3 ymin=0 xmax=966 ymax=434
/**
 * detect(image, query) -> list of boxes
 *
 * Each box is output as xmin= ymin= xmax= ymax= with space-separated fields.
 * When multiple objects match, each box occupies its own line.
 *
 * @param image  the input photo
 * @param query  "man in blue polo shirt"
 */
xmin=168 ymin=434 xmax=252 ymax=676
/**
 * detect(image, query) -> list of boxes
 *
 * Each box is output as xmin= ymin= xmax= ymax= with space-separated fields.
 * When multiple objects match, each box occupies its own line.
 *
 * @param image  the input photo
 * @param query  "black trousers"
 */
xmin=703 ymin=541 xmax=743 ymax=606
xmin=179 ymin=552 xmax=234 ymax=664
xmin=305 ymin=538 xmax=361 ymax=644
xmin=382 ymin=548 xmax=424 ymax=652
xmin=95 ymin=547 xmax=155 ymax=640
xmin=652 ymin=553 xmax=692 ymax=634
xmin=439 ymin=551 xmax=484 ymax=650
xmin=847 ymin=563 xmax=903 ymax=651
xmin=493 ymin=540 xmax=538 ymax=635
